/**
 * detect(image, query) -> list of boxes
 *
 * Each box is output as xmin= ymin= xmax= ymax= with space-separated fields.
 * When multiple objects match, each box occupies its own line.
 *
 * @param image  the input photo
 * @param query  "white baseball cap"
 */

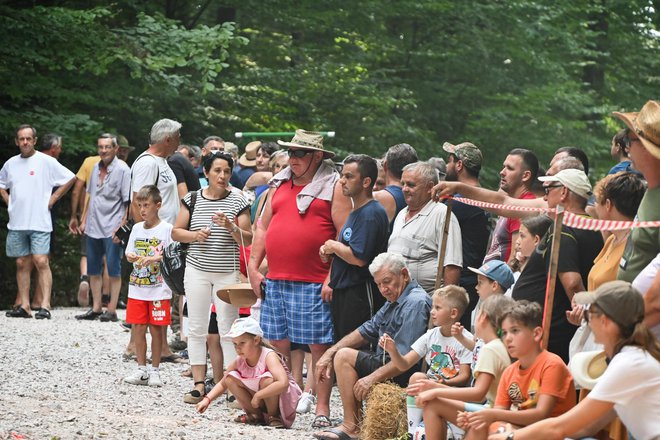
xmin=224 ymin=317 xmax=263 ymax=338
xmin=538 ymin=168 xmax=592 ymax=200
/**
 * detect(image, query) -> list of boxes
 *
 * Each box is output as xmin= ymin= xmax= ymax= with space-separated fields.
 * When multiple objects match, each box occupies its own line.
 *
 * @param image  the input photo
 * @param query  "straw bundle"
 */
xmin=360 ymin=382 xmax=408 ymax=440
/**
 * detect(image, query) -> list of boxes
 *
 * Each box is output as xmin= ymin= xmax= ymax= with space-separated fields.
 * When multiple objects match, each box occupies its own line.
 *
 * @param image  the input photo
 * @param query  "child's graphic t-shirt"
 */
xmin=495 ymin=349 xmax=575 ymax=416
xmin=125 ymin=221 xmax=173 ymax=301
xmin=411 ymin=326 xmax=473 ymax=380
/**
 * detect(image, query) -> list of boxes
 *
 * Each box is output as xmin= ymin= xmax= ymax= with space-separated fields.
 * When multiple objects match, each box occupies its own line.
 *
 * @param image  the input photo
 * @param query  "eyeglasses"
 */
xmin=287 ymin=149 xmax=313 ymax=158
xmin=543 ymin=184 xmax=563 ymax=195
xmin=584 ymin=305 xmax=603 ymax=323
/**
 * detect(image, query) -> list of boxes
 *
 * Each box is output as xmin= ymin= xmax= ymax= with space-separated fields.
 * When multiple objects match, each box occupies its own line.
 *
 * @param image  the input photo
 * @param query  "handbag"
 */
xmin=161 ymin=190 xmax=198 ymax=295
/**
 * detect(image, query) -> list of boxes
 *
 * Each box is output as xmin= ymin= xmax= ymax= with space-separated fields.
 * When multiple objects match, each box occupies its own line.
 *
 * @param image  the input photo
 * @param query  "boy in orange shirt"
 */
xmin=458 ymin=300 xmax=575 ymax=439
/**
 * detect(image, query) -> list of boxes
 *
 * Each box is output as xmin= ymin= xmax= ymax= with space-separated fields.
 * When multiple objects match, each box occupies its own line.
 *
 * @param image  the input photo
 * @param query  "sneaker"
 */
xmin=124 ymin=368 xmax=149 ymax=385
xmin=148 ymin=369 xmax=163 ymax=387
xmin=119 ymin=320 xmax=131 ymax=331
xmin=296 ymin=391 xmax=316 ymax=414
xmin=99 ymin=311 xmax=118 ymax=322
xmin=75 ymin=309 xmax=101 ymax=320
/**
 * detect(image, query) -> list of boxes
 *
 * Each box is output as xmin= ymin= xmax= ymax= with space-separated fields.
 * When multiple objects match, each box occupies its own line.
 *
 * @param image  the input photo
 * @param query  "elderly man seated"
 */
xmin=313 ymin=252 xmax=432 ymax=440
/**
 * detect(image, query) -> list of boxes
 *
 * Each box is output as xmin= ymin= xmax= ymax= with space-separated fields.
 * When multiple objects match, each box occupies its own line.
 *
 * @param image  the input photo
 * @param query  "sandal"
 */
xmin=161 ymin=353 xmax=187 ymax=364
xmin=234 ymin=413 xmax=264 ymax=425
xmin=183 ymin=381 xmax=206 ymax=404
xmin=35 ymin=308 xmax=51 ymax=320
xmin=268 ymin=415 xmax=285 ymax=429
xmin=312 ymin=414 xmax=332 ymax=429
xmin=6 ymin=306 xmax=32 ymax=318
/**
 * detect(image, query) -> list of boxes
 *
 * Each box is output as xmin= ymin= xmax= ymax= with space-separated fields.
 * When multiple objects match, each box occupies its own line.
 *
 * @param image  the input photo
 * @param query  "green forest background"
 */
xmin=1 ymin=0 xmax=658 ymax=307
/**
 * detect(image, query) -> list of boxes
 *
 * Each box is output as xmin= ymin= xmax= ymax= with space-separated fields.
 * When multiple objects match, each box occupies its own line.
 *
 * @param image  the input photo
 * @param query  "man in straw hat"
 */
xmin=613 ymin=100 xmax=660 ymax=283
xmin=247 ymin=129 xmax=351 ymax=427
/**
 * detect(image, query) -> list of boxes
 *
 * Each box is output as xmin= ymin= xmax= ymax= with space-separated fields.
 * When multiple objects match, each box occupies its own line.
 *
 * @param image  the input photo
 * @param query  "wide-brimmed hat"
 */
xmin=216 ymin=282 xmax=258 ymax=308
xmin=568 ymin=350 xmax=608 ymax=390
xmin=442 ymin=142 xmax=483 ymax=171
xmin=574 ymin=280 xmax=645 ymax=332
xmin=277 ymin=129 xmax=335 ymax=159
xmin=538 ymin=168 xmax=592 ymax=200
xmin=224 ymin=317 xmax=263 ymax=338
xmin=117 ymin=135 xmax=135 ymax=151
xmin=238 ymin=141 xmax=261 ymax=167
xmin=613 ymin=100 xmax=660 ymax=160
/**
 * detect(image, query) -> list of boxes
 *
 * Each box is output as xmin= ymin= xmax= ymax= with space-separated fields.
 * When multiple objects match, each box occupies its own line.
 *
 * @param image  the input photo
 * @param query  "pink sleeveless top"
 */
xmin=227 ymin=347 xmax=302 ymax=428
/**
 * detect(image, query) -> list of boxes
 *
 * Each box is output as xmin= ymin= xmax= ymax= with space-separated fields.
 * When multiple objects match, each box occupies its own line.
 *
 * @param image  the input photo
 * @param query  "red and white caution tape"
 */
xmin=447 ymin=197 xmax=660 ymax=231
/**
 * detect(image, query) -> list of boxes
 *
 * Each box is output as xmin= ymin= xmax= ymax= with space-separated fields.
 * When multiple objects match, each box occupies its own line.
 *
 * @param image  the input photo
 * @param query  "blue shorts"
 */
xmin=86 ymin=236 xmax=123 ymax=277
xmin=260 ymin=279 xmax=334 ymax=344
xmin=6 ymin=230 xmax=51 ymax=257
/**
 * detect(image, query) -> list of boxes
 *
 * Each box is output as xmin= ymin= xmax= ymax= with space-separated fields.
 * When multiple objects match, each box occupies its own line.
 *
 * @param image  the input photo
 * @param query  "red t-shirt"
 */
xmin=265 ymin=182 xmax=336 ymax=283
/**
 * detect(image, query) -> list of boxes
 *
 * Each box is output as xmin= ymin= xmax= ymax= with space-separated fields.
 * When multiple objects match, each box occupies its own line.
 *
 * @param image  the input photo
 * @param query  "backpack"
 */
xmin=161 ymin=191 xmax=197 ymax=295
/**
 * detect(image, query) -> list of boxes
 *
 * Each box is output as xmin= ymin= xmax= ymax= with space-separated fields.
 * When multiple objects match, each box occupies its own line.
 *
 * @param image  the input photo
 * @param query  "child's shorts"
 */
xmin=126 ymin=298 xmax=171 ymax=326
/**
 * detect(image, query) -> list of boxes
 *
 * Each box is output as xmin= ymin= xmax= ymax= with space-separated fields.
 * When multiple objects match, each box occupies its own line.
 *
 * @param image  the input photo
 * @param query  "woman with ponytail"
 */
xmin=489 ymin=280 xmax=660 ymax=440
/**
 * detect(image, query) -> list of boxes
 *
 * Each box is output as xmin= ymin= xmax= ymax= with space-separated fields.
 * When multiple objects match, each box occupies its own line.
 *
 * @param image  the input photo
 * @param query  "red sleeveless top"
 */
xmin=265 ymin=181 xmax=336 ymax=283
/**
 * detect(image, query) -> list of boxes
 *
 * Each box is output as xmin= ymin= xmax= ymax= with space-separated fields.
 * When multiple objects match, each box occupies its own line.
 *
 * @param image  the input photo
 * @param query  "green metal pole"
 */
xmin=234 ymin=131 xmax=336 ymax=139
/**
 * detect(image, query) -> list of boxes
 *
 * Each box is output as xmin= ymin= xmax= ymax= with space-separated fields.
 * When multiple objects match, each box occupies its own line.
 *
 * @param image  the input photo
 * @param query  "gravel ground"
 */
xmin=0 ymin=308 xmax=346 ymax=440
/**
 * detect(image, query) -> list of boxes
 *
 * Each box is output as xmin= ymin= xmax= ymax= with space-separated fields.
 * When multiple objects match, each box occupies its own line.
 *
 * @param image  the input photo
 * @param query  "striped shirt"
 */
xmin=183 ymin=189 xmax=249 ymax=273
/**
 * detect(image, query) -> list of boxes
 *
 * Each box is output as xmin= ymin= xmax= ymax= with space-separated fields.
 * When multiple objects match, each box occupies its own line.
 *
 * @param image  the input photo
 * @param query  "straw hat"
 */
xmin=277 ymin=129 xmax=335 ymax=159
xmin=238 ymin=141 xmax=261 ymax=167
xmin=216 ymin=282 xmax=258 ymax=308
xmin=613 ymin=100 xmax=660 ymax=160
xmin=568 ymin=350 xmax=608 ymax=390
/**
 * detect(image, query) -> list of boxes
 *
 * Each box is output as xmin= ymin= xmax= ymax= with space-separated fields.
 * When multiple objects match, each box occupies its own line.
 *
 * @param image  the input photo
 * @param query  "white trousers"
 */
xmin=184 ymin=265 xmax=239 ymax=366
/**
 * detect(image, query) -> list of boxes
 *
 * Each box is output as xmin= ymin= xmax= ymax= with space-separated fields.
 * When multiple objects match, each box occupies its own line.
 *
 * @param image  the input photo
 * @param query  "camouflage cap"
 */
xmin=442 ymin=141 xmax=483 ymax=170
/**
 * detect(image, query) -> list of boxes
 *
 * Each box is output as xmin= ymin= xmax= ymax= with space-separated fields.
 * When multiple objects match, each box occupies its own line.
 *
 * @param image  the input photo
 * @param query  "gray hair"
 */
xmin=41 ymin=133 xmax=62 ymax=151
xmin=98 ymin=132 xmax=118 ymax=147
xmin=203 ymin=135 xmax=224 ymax=148
xmin=150 ymin=118 xmax=182 ymax=144
xmin=555 ymin=157 xmax=584 ymax=172
xmin=188 ymin=144 xmax=202 ymax=159
xmin=369 ymin=252 xmax=408 ymax=276
xmin=224 ymin=142 xmax=239 ymax=155
xmin=402 ymin=161 xmax=439 ymax=185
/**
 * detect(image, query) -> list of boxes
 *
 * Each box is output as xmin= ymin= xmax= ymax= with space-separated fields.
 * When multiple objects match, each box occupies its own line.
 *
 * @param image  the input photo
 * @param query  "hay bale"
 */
xmin=360 ymin=382 xmax=408 ymax=440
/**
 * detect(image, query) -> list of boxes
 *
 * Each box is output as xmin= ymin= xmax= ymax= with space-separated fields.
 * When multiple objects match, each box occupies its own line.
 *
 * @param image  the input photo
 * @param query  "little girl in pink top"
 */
xmin=196 ymin=317 xmax=302 ymax=428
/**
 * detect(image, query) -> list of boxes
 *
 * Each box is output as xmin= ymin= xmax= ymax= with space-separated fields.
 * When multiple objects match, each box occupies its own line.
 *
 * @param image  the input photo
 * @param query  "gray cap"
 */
xmin=442 ymin=142 xmax=483 ymax=171
xmin=574 ymin=280 xmax=644 ymax=332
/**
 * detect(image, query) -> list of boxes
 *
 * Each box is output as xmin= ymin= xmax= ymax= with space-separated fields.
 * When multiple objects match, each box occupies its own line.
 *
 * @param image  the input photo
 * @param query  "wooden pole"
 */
xmin=434 ymin=198 xmax=453 ymax=291
xmin=542 ymin=205 xmax=565 ymax=350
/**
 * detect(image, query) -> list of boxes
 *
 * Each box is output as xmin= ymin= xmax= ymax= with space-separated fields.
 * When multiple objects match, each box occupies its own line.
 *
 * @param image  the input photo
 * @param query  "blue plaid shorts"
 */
xmin=260 ymin=279 xmax=334 ymax=344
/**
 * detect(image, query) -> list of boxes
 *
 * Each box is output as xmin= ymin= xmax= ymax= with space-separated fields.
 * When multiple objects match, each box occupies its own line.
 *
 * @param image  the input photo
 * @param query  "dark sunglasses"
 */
xmin=287 ymin=149 xmax=313 ymax=158
xmin=543 ymin=184 xmax=563 ymax=195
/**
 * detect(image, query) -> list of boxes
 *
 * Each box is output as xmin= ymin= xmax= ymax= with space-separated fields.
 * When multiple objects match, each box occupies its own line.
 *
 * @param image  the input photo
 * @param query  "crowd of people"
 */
xmin=1 ymin=99 xmax=659 ymax=440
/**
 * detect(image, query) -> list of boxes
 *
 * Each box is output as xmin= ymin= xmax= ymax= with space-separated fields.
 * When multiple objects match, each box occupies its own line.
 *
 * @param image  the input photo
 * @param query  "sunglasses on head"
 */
xmin=287 ymin=149 xmax=313 ymax=158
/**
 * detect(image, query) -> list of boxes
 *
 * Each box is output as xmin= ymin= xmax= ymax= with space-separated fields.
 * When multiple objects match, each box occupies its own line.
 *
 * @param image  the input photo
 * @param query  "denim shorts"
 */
xmin=86 ymin=236 xmax=123 ymax=277
xmin=6 ymin=230 xmax=51 ymax=257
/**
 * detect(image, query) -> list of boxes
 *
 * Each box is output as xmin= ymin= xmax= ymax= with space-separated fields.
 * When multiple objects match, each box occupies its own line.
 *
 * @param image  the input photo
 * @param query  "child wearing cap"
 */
xmin=196 ymin=317 xmax=302 ymax=429
xmin=490 ymin=281 xmax=660 ymax=440
xmin=458 ymin=300 xmax=576 ymax=440
xmin=414 ymin=295 xmax=514 ymax=439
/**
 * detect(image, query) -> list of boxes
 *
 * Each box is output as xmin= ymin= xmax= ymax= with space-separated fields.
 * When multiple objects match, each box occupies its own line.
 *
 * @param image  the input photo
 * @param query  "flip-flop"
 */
xmin=35 ymin=309 xmax=51 ymax=320
xmin=312 ymin=427 xmax=359 ymax=440
xmin=160 ymin=353 xmax=187 ymax=364
xmin=6 ymin=306 xmax=32 ymax=318
xmin=312 ymin=414 xmax=332 ymax=429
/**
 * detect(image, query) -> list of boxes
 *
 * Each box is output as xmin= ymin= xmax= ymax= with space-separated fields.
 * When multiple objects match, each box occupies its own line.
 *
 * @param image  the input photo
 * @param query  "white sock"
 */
xmin=407 ymin=395 xmax=423 ymax=435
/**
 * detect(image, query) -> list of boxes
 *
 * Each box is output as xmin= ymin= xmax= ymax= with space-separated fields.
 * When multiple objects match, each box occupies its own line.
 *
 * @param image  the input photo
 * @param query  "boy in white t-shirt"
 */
xmin=123 ymin=185 xmax=173 ymax=387
xmin=380 ymin=286 xmax=473 ymax=434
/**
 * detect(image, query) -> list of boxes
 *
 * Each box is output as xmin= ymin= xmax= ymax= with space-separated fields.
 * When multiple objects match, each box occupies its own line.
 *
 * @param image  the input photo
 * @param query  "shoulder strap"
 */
xmin=129 ymin=153 xmax=160 ymax=205
xmin=187 ymin=190 xmax=198 ymax=229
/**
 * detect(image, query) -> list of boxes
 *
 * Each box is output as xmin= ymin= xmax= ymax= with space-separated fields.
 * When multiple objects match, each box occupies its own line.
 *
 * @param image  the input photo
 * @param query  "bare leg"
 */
xmin=291 ymin=349 xmax=305 ymax=389
xmin=32 ymin=254 xmax=52 ymax=310
xmin=225 ymin=375 xmax=261 ymax=419
xmin=106 ymin=276 xmax=121 ymax=314
xmin=89 ymin=275 xmax=103 ymax=313
xmin=150 ymin=324 xmax=163 ymax=368
xmin=259 ymin=376 xmax=280 ymax=417
xmin=160 ymin=326 xmax=174 ymax=356
xmin=15 ymin=256 xmax=33 ymax=312
xmin=32 ymin=266 xmax=44 ymax=308
xmin=133 ymin=324 xmax=148 ymax=366
xmin=304 ymin=353 xmax=316 ymax=393
xmin=322 ymin=347 xmax=361 ymax=438
xmin=422 ymin=397 xmax=465 ymax=440
xmin=310 ymin=343 xmax=332 ymax=417
xmin=101 ymin=258 xmax=110 ymax=300
xmin=77 ymin=256 xmax=89 ymax=307
xmin=208 ymin=334 xmax=224 ymax=383
xmin=270 ymin=339 xmax=291 ymax=369
xmin=191 ymin=364 xmax=207 ymax=395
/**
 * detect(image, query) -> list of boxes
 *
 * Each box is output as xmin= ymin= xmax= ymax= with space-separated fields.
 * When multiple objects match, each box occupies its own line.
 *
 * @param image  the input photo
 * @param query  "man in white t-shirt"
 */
xmin=388 ymin=161 xmax=462 ymax=293
xmin=124 ymin=118 xmax=182 ymax=361
xmin=0 ymin=124 xmax=76 ymax=319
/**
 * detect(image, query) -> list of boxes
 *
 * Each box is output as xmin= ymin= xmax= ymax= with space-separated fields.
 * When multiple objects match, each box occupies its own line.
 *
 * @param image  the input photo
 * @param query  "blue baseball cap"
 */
xmin=468 ymin=260 xmax=515 ymax=290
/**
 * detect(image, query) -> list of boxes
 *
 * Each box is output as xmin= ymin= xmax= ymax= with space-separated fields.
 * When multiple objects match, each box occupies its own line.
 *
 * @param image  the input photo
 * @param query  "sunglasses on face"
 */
xmin=287 ymin=149 xmax=313 ymax=158
xmin=543 ymin=184 xmax=563 ymax=195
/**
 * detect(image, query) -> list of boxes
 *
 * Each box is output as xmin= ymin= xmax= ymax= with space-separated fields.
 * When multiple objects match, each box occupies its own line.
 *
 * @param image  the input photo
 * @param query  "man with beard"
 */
xmin=442 ymin=142 xmax=490 ymax=328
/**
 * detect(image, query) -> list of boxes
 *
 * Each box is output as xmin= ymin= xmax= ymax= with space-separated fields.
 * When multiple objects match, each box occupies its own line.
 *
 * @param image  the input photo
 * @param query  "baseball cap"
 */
xmin=468 ymin=260 xmax=515 ymax=290
xmin=224 ymin=317 xmax=264 ymax=338
xmin=442 ymin=142 xmax=483 ymax=171
xmin=574 ymin=280 xmax=645 ymax=332
xmin=538 ymin=168 xmax=592 ymax=200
